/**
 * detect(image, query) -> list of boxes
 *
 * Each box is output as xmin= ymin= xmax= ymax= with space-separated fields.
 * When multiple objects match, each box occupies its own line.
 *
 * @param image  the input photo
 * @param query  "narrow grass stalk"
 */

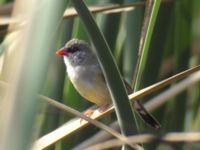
xmin=134 ymin=0 xmax=161 ymax=91
xmin=71 ymin=0 xmax=137 ymax=140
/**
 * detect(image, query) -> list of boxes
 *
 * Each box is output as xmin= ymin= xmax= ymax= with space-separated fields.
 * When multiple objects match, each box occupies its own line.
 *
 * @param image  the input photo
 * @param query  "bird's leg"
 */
xmin=98 ymin=103 xmax=112 ymax=112
xmin=83 ymin=103 xmax=111 ymax=117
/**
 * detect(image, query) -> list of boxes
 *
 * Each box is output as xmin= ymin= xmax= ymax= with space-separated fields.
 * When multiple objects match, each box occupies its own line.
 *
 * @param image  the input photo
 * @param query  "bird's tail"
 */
xmin=124 ymin=80 xmax=161 ymax=129
xmin=134 ymin=101 xmax=161 ymax=129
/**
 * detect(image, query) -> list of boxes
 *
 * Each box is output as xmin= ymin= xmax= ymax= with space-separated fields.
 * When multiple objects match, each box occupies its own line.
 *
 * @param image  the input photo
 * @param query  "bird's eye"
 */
xmin=68 ymin=46 xmax=78 ymax=53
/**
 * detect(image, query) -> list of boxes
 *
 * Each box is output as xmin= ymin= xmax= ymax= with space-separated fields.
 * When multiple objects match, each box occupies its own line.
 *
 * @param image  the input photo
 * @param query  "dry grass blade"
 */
xmin=0 ymin=2 xmax=144 ymax=26
xmin=145 ymin=70 xmax=200 ymax=112
xmin=0 ymin=0 xmax=173 ymax=26
xmin=31 ymin=65 xmax=200 ymax=149
xmin=129 ymin=65 xmax=200 ymax=100
xmin=63 ymin=2 xmax=145 ymax=19
xmin=34 ymin=95 xmax=142 ymax=150
xmin=33 ymin=105 xmax=114 ymax=149
xmin=0 ymin=17 xmax=18 ymax=25
xmin=73 ymin=122 xmax=120 ymax=150
xmin=85 ymin=132 xmax=200 ymax=150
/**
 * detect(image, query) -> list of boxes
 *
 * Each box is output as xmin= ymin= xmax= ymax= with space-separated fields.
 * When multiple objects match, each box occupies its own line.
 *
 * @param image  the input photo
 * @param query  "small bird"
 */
xmin=56 ymin=39 xmax=160 ymax=129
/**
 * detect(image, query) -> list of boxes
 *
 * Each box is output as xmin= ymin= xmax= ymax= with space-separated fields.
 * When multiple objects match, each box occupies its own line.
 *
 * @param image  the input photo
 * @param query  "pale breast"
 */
xmin=66 ymin=63 xmax=111 ymax=106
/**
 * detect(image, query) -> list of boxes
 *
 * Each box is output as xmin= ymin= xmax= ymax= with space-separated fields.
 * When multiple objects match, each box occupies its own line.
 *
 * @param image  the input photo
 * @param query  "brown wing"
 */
xmin=124 ymin=80 xmax=161 ymax=129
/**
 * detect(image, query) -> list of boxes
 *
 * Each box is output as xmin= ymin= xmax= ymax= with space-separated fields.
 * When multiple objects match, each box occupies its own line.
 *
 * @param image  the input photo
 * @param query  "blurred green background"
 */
xmin=0 ymin=0 xmax=200 ymax=150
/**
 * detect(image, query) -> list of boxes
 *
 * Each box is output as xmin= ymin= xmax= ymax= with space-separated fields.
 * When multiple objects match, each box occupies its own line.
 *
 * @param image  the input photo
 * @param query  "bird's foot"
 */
xmin=80 ymin=107 xmax=96 ymax=124
xmin=83 ymin=103 xmax=111 ymax=117
xmin=80 ymin=104 xmax=111 ymax=124
xmin=83 ymin=108 xmax=95 ymax=117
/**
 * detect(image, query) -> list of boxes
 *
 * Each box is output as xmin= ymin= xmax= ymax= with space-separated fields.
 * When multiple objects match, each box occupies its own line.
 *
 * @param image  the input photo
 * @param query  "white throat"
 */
xmin=64 ymin=56 xmax=75 ymax=79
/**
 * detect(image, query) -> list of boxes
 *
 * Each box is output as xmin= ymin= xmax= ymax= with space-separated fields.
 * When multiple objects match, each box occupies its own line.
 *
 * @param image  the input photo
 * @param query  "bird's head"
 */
xmin=56 ymin=39 xmax=91 ymax=56
xmin=56 ymin=39 xmax=95 ymax=66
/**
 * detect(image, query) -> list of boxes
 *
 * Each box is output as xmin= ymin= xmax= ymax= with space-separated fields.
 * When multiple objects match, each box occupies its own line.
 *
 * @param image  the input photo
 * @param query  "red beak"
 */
xmin=56 ymin=47 xmax=68 ymax=56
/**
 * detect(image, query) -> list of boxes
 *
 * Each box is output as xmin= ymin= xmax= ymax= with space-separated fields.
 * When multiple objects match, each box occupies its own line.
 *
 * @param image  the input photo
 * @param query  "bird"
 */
xmin=56 ymin=39 xmax=160 ymax=129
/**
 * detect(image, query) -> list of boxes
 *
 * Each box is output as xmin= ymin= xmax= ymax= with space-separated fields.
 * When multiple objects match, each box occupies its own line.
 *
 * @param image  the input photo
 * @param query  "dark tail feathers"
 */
xmin=124 ymin=80 xmax=161 ymax=129
xmin=134 ymin=101 xmax=161 ymax=129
